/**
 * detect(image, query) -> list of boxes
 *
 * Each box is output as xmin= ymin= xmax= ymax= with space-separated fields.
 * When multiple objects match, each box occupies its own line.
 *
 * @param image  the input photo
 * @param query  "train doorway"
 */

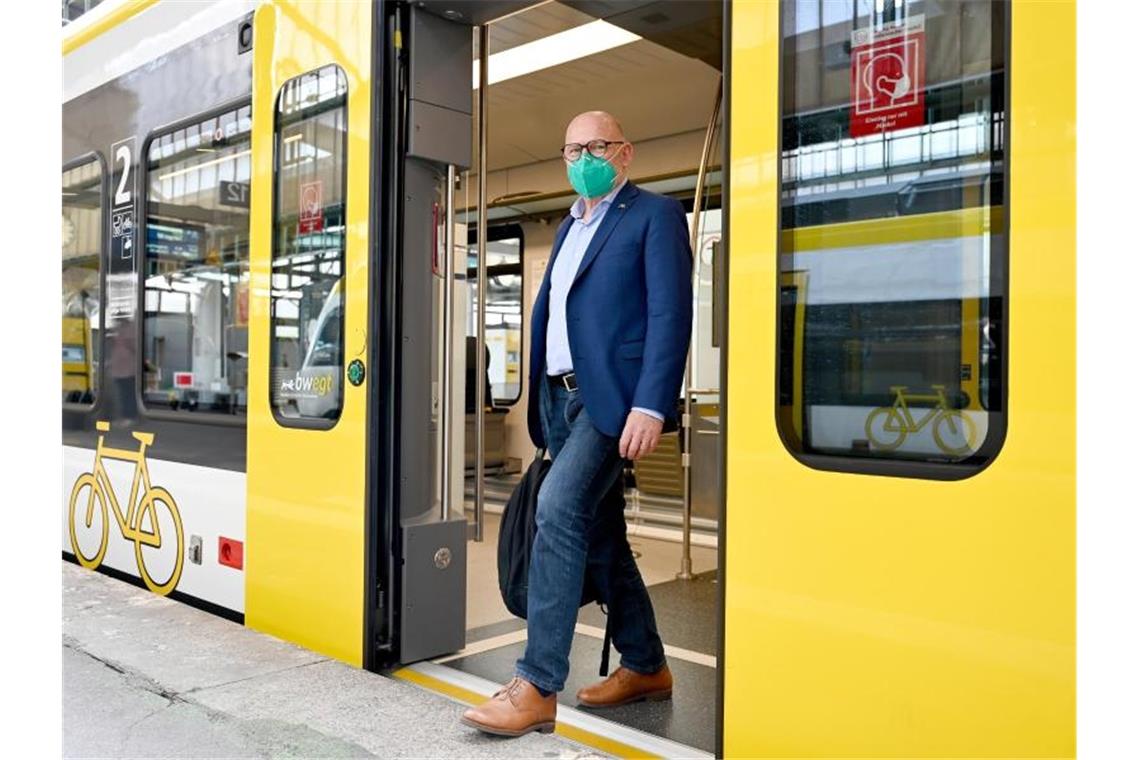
xmin=389 ymin=2 xmax=726 ymax=755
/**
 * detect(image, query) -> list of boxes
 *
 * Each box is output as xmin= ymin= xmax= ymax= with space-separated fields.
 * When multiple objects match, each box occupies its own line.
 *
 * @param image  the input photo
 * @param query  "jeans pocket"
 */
xmin=563 ymin=392 xmax=582 ymax=427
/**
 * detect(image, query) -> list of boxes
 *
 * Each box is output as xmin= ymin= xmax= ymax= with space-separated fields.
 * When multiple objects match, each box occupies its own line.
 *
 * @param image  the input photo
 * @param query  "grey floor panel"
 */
xmin=468 ymin=570 xmax=719 ymax=654
xmin=446 ymin=633 xmax=717 ymax=753
xmin=466 ymin=616 xmax=527 ymax=643
xmin=576 ymin=569 xmax=719 ymax=656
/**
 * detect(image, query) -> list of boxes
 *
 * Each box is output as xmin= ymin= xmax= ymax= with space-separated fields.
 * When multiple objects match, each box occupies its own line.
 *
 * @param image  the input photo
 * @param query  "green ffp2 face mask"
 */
xmin=566 ymin=152 xmax=618 ymax=199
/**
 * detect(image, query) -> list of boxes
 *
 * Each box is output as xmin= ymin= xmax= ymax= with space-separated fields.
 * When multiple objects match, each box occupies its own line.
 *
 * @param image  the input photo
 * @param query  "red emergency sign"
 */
xmin=849 ymin=16 xmax=926 ymax=138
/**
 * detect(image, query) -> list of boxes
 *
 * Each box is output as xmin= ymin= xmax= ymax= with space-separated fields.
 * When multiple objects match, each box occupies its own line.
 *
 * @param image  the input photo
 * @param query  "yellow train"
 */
xmin=62 ymin=1 xmax=1074 ymax=756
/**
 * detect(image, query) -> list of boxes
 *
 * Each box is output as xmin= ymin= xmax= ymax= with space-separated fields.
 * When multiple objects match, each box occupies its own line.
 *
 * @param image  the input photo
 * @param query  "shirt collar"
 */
xmin=569 ymin=177 xmax=628 ymax=221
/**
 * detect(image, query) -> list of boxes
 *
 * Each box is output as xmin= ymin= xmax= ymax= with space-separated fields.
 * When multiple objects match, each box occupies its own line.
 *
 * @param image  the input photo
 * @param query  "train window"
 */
xmin=466 ymin=224 xmax=523 ymax=407
xmin=62 ymin=158 xmax=104 ymax=407
xmin=776 ymin=0 xmax=1007 ymax=476
xmin=270 ymin=65 xmax=348 ymax=425
xmin=141 ymin=103 xmax=252 ymax=418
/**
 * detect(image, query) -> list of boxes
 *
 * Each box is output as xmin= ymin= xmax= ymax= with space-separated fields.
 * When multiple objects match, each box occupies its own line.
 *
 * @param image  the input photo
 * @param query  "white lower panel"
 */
xmin=62 ymin=445 xmax=245 ymax=613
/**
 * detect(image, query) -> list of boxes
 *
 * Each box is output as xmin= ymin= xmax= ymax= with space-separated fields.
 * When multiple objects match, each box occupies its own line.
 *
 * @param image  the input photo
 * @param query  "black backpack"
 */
xmin=497 ymin=450 xmax=614 ymax=675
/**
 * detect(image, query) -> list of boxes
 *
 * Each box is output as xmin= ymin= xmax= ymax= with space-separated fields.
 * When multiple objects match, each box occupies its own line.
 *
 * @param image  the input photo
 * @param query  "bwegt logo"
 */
xmin=280 ymin=373 xmax=334 ymax=398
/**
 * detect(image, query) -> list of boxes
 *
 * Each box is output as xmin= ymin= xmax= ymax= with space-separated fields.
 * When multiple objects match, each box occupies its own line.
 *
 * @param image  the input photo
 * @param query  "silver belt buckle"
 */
xmin=561 ymin=372 xmax=577 ymax=392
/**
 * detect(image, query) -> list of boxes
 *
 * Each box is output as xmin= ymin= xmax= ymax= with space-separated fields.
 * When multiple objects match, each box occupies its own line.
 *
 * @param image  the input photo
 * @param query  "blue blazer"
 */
xmin=528 ymin=182 xmax=693 ymax=446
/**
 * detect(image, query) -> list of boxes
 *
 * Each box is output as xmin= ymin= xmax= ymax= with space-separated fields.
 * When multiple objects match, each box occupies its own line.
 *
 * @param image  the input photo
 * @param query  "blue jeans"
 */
xmin=515 ymin=377 xmax=667 ymax=694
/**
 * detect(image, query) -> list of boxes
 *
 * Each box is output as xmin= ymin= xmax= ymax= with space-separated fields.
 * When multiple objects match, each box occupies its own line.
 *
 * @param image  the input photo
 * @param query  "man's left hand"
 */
xmin=620 ymin=410 xmax=664 ymax=461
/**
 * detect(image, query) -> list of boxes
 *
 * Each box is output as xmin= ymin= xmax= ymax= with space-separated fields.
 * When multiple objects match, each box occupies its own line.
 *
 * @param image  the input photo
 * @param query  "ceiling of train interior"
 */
xmin=413 ymin=0 xmax=536 ymax=26
xmin=433 ymin=1 xmax=723 ymax=177
xmin=415 ymin=0 xmax=722 ymax=68
xmin=562 ymin=1 xmax=722 ymax=69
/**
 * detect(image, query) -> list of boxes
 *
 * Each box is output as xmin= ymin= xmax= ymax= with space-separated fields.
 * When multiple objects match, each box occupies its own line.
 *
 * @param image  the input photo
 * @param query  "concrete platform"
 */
xmin=62 ymin=562 xmax=606 ymax=759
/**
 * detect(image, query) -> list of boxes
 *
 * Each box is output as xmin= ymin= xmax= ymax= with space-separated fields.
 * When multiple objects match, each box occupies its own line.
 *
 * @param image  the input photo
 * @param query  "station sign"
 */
xmin=218 ymin=180 xmax=250 ymax=208
xmin=109 ymin=136 xmax=137 ymax=273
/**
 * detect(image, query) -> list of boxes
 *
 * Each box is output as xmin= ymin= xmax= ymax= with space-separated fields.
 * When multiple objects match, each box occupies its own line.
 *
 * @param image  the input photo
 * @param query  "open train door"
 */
xmin=245 ymin=0 xmax=476 ymax=671
xmin=244 ymin=0 xmax=383 ymax=667
xmin=371 ymin=0 xmax=479 ymax=666
xmin=365 ymin=0 xmax=544 ymax=669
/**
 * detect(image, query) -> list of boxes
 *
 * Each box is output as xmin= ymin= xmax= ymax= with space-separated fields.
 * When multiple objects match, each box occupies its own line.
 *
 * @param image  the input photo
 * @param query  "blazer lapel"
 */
xmin=571 ymin=182 xmax=640 ymax=288
xmin=539 ymin=215 xmax=574 ymax=305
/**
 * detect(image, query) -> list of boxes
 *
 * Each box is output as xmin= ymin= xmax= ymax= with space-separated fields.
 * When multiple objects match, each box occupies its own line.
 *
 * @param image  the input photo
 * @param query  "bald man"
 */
xmin=462 ymin=112 xmax=693 ymax=736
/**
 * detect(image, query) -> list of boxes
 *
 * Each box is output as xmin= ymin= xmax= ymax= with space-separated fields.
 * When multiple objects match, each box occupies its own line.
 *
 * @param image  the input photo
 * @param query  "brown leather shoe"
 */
xmin=576 ymin=664 xmax=673 ymax=708
xmin=460 ymin=676 xmax=557 ymax=737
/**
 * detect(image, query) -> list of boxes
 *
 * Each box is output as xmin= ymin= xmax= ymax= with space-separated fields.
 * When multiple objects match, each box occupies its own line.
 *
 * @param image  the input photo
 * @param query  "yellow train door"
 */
xmin=724 ymin=0 xmax=1074 ymax=757
xmin=245 ymin=0 xmax=473 ymax=671
xmin=244 ymin=0 xmax=377 ymax=666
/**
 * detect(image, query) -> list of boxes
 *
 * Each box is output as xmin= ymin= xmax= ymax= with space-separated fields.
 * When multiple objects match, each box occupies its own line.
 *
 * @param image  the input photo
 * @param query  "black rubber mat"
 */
xmin=445 ymin=631 xmax=717 ymax=753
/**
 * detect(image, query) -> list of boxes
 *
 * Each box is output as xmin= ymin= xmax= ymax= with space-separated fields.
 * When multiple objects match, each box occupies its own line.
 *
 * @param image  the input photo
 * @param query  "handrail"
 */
xmin=678 ymin=75 xmax=722 ymax=581
xmin=441 ymin=165 xmax=456 ymax=521
xmin=473 ymin=24 xmax=490 ymax=542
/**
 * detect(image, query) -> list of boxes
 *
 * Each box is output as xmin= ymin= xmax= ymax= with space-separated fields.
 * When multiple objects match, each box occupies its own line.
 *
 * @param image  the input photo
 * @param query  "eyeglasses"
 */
xmin=560 ymin=139 xmax=625 ymax=162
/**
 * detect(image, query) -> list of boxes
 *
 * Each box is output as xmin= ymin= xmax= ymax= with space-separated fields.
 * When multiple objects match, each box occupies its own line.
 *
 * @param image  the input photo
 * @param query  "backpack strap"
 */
xmin=598 ymin=602 xmax=612 ymax=677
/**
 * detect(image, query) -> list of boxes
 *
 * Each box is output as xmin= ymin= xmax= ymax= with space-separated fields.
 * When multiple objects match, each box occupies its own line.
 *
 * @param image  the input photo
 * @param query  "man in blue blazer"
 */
xmin=463 ymin=111 xmax=692 ymax=736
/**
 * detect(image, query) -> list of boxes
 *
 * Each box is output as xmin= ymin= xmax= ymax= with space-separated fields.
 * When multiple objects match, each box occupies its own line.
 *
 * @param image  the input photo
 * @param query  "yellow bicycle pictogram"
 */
xmin=865 ymin=385 xmax=978 ymax=456
xmin=68 ymin=421 xmax=184 ymax=595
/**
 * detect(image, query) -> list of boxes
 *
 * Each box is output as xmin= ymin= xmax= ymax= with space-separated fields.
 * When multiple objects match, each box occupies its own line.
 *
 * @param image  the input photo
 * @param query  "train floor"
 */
xmin=62 ymin=562 xmax=601 ymax=759
xmin=442 ymin=508 xmax=721 ymax=755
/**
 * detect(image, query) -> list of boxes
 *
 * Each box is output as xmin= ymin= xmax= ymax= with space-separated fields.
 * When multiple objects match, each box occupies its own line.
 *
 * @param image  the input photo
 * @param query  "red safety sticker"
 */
xmin=849 ymin=15 xmax=926 ymax=138
xmin=299 ymin=180 xmax=323 ymax=234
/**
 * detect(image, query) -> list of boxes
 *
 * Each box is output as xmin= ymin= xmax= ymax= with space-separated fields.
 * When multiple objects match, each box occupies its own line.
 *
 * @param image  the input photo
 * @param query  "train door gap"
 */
xmin=400 ymin=1 xmax=727 ymax=755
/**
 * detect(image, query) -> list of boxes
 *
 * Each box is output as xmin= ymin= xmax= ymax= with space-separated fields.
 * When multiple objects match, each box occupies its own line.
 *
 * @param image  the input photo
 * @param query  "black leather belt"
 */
xmin=548 ymin=371 xmax=578 ymax=392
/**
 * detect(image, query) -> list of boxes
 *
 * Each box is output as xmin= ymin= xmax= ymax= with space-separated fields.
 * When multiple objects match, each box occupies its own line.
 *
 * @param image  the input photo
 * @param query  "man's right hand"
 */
xmin=620 ymin=410 xmax=664 ymax=461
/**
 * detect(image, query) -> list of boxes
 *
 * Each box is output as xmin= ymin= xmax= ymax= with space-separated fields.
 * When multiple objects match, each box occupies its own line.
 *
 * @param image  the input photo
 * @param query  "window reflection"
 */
xmin=270 ymin=65 xmax=348 ymax=424
xmin=777 ymin=0 xmax=1006 ymax=468
xmin=63 ymin=159 xmax=103 ymax=405
xmin=467 ymin=228 xmax=523 ymax=406
xmin=143 ymin=104 xmax=252 ymax=416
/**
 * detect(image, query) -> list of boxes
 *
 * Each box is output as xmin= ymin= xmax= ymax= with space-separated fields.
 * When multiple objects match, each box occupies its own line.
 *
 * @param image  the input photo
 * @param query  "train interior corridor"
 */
xmin=426 ymin=2 xmax=726 ymax=753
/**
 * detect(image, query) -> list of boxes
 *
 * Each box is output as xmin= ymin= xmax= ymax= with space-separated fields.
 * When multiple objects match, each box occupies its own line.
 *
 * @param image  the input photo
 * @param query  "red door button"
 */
xmin=218 ymin=537 xmax=244 ymax=570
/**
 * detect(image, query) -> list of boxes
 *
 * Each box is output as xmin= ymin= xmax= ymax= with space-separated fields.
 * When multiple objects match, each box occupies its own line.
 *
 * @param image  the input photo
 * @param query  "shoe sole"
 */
xmin=460 ymin=716 xmax=556 ymax=737
xmin=576 ymin=689 xmax=673 ymax=708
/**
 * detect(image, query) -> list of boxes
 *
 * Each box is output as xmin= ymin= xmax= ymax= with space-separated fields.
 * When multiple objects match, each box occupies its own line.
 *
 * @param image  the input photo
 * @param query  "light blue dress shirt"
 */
xmin=546 ymin=179 xmax=664 ymax=423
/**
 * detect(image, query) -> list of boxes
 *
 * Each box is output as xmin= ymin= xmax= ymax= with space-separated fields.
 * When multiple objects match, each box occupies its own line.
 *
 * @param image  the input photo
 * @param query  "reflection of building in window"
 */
xmin=270 ymin=65 xmax=348 ymax=424
xmin=781 ymin=0 xmax=1004 ymax=216
xmin=467 ymin=231 xmax=523 ymax=406
xmin=776 ymin=0 xmax=1007 ymax=470
xmin=142 ymin=104 xmax=252 ymax=416
xmin=63 ymin=159 xmax=103 ymax=405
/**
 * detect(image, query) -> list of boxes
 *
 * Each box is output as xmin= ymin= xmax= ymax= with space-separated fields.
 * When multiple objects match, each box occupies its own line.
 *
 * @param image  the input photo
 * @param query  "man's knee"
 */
xmin=535 ymin=477 xmax=585 ymax=536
